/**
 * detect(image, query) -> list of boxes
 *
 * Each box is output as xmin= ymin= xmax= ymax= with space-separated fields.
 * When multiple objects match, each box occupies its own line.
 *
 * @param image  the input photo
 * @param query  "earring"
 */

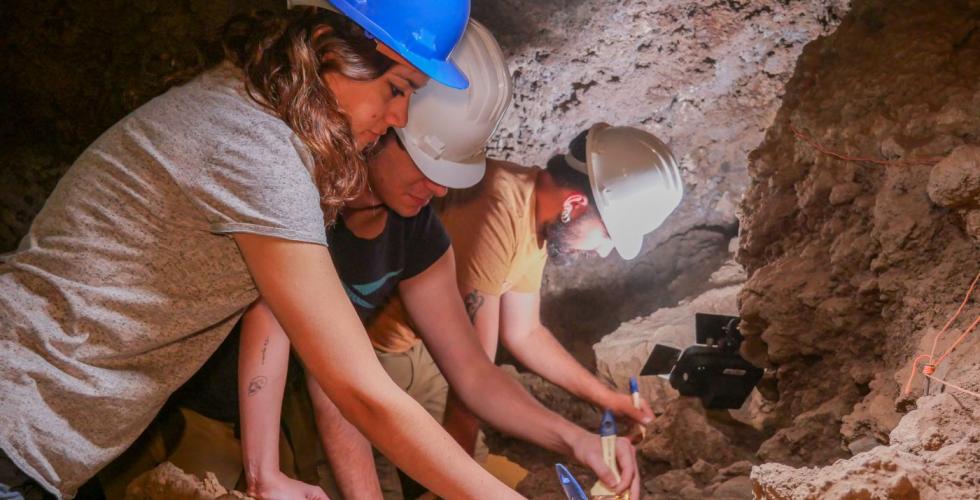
xmin=560 ymin=194 xmax=588 ymax=224
xmin=560 ymin=204 xmax=573 ymax=224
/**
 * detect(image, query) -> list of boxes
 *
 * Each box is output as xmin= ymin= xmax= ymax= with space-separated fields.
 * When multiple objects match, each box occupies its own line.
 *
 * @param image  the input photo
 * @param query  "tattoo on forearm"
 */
xmin=464 ymin=290 xmax=484 ymax=324
xmin=261 ymin=336 xmax=269 ymax=365
xmin=247 ymin=376 xmax=268 ymax=396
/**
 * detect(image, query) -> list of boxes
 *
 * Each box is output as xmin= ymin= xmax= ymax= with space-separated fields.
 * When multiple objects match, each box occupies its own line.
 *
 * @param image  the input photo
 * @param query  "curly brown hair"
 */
xmin=222 ymin=7 xmax=395 ymax=223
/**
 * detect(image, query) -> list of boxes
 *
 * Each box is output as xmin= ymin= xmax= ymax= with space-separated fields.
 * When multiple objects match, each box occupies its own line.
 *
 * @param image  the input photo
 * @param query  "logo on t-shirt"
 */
xmin=342 ymin=269 xmax=403 ymax=310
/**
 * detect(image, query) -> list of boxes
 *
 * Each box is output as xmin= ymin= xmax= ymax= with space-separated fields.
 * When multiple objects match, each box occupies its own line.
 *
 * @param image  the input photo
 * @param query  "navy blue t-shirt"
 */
xmin=173 ymin=206 xmax=450 ymax=422
xmin=331 ymin=205 xmax=450 ymax=324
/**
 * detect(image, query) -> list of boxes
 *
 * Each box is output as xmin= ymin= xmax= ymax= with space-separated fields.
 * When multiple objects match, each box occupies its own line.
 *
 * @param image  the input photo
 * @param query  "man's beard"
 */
xmin=544 ymin=220 xmax=588 ymax=267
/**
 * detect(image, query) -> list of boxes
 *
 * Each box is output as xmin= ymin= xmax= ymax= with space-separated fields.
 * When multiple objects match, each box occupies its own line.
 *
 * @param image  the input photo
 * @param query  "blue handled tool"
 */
xmin=555 ymin=463 xmax=588 ymax=500
xmin=591 ymin=410 xmax=630 ymax=499
xmin=629 ymin=376 xmax=647 ymax=439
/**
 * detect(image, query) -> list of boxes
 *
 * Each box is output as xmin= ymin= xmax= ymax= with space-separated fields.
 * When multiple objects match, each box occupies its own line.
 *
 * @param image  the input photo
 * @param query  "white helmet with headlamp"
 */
xmin=564 ymin=123 xmax=684 ymax=260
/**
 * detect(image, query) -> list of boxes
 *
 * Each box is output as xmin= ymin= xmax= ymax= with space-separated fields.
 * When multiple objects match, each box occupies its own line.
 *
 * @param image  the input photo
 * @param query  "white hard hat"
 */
xmin=395 ymin=19 xmax=512 ymax=189
xmin=565 ymin=123 xmax=684 ymax=260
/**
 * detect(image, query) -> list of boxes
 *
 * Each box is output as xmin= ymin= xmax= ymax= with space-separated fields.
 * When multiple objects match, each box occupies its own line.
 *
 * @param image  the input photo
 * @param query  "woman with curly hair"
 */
xmin=0 ymin=2 xmax=521 ymax=499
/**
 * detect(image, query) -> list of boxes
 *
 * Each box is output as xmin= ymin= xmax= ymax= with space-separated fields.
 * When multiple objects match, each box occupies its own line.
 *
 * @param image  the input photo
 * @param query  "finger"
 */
xmin=616 ymin=396 xmax=653 ymax=426
xmin=627 ymin=403 xmax=652 ymax=426
xmin=640 ymin=398 xmax=655 ymax=422
xmin=613 ymin=437 xmax=637 ymax=494
xmin=307 ymin=486 xmax=329 ymax=500
xmin=589 ymin=454 xmax=618 ymax=490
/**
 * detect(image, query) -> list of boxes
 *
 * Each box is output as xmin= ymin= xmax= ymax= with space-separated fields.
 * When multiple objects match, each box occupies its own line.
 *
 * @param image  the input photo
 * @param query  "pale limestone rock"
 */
xmin=593 ymin=284 xmax=742 ymax=404
xmin=927 ymin=145 xmax=980 ymax=209
xmin=125 ymin=462 xmax=252 ymax=500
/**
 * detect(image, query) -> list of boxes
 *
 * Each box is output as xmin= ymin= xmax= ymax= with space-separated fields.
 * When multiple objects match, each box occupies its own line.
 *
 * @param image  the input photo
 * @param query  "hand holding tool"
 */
xmin=590 ymin=410 xmax=630 ymax=499
xmin=629 ymin=377 xmax=647 ymax=440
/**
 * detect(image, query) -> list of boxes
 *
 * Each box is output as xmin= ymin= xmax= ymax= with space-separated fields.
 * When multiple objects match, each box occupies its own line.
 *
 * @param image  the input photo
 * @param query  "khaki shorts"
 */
xmin=374 ymin=342 xmax=488 ymax=499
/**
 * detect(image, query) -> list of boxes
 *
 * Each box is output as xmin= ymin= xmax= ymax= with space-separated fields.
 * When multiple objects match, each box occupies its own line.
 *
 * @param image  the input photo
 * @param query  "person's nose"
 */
xmin=426 ymin=179 xmax=448 ymax=198
xmin=596 ymin=237 xmax=614 ymax=258
xmin=387 ymin=97 xmax=410 ymax=129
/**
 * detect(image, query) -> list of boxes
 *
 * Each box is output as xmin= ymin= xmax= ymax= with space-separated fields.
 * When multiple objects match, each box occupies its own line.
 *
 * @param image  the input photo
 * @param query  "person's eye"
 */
xmin=390 ymin=83 xmax=405 ymax=98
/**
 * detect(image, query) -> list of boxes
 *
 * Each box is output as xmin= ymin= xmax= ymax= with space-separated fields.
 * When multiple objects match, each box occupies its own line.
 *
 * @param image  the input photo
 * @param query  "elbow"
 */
xmin=499 ymin=329 xmax=532 ymax=358
xmin=321 ymin=379 xmax=403 ymax=435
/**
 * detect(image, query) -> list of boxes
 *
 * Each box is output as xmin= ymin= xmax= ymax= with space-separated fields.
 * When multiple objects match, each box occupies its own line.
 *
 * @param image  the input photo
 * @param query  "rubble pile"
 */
xmin=124 ymin=463 xmax=252 ymax=500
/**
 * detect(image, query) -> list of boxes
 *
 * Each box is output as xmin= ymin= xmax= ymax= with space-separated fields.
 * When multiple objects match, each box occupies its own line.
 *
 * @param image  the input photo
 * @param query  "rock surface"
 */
xmin=752 ymin=390 xmax=980 ymax=499
xmin=738 ymin=0 xmax=980 ymax=478
xmin=472 ymin=0 xmax=849 ymax=363
xmin=506 ymin=1 xmax=980 ymax=498
xmin=125 ymin=462 xmax=252 ymax=500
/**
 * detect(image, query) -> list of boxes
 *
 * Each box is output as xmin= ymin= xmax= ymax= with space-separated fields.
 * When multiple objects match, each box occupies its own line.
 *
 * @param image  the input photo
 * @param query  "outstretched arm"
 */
xmin=440 ymin=290 xmax=500 ymax=457
xmin=239 ymin=300 xmax=328 ymax=499
xmin=305 ymin=373 xmax=383 ymax=500
xmin=401 ymin=249 xmax=640 ymax=498
xmin=233 ymin=233 xmax=521 ymax=500
xmin=499 ymin=290 xmax=653 ymax=426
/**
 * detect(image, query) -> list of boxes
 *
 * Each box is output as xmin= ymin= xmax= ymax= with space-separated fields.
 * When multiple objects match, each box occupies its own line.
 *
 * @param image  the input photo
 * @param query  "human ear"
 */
xmin=560 ymin=193 xmax=589 ymax=223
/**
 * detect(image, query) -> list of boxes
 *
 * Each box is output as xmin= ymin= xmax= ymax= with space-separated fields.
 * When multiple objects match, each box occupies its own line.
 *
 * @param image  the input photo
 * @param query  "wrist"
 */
xmin=244 ymin=458 xmax=281 ymax=490
xmin=559 ymin=424 xmax=594 ymax=460
xmin=588 ymin=384 xmax=621 ymax=409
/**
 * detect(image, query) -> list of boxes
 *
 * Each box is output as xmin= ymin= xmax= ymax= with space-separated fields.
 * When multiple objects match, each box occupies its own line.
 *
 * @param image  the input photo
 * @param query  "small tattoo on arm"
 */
xmin=247 ymin=376 xmax=268 ymax=396
xmin=464 ymin=290 xmax=484 ymax=324
xmin=261 ymin=336 xmax=269 ymax=365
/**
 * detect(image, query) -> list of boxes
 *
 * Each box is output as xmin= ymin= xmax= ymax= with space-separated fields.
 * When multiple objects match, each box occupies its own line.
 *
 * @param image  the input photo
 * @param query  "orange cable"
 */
xmin=930 ymin=271 xmax=980 ymax=359
xmin=902 ymin=271 xmax=980 ymax=396
xmin=934 ymin=315 xmax=980 ymax=367
xmin=787 ymin=123 xmax=977 ymax=398
xmin=903 ymin=354 xmax=934 ymax=396
xmin=789 ymin=124 xmax=943 ymax=167
xmin=923 ymin=372 xmax=980 ymax=400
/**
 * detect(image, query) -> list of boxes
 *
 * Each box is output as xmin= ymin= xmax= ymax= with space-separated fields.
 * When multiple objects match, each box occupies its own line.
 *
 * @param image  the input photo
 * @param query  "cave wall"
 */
xmin=738 ymin=0 xmax=980 ymax=467
xmin=472 ymin=0 xmax=848 ymax=358
xmin=0 ymin=0 xmax=280 ymax=250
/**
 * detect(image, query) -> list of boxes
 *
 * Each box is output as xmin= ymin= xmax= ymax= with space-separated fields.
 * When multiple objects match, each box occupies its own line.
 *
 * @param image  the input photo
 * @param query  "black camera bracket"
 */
xmin=639 ymin=313 xmax=763 ymax=409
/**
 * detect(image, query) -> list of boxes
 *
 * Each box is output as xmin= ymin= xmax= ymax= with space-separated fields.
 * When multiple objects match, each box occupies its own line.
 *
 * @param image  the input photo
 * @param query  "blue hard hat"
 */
xmin=329 ymin=0 xmax=471 ymax=89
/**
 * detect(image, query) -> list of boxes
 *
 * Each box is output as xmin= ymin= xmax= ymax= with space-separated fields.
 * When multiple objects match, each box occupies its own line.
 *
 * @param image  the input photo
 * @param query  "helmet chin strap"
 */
xmin=560 ymin=194 xmax=588 ymax=224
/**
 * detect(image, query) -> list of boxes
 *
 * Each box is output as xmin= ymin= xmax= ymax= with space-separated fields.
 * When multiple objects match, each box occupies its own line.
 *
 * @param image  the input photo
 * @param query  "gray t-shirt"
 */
xmin=0 ymin=62 xmax=328 ymax=498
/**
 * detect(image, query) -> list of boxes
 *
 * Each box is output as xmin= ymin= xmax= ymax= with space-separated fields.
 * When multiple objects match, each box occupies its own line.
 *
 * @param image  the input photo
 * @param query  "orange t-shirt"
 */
xmin=367 ymin=159 xmax=548 ymax=353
